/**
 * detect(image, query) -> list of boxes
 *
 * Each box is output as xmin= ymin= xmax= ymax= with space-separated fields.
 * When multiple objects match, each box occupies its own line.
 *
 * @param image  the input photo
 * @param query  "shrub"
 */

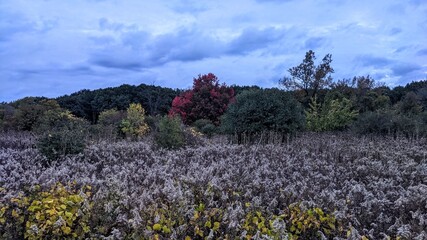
xmin=353 ymin=110 xmax=426 ymax=138
xmin=221 ymin=89 xmax=304 ymax=143
xmin=1 ymin=183 xmax=92 ymax=239
xmin=36 ymin=110 xmax=88 ymax=164
xmin=10 ymin=98 xmax=62 ymax=131
xmin=284 ymin=203 xmax=342 ymax=239
xmin=154 ymin=116 xmax=185 ymax=149
xmin=95 ymin=108 xmax=126 ymax=139
xmin=193 ymin=119 xmax=217 ymax=138
xmin=306 ymin=96 xmax=358 ymax=131
xmin=120 ymin=103 xmax=149 ymax=140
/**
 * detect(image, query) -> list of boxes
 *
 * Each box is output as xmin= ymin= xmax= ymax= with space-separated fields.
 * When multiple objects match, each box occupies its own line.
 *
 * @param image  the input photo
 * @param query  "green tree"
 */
xmin=399 ymin=91 xmax=422 ymax=115
xmin=155 ymin=116 xmax=185 ymax=149
xmin=0 ymin=103 xmax=14 ymax=131
xmin=10 ymin=97 xmax=62 ymax=131
xmin=280 ymin=50 xmax=334 ymax=104
xmin=95 ymin=108 xmax=126 ymax=139
xmin=306 ymin=97 xmax=358 ymax=131
xmin=221 ymin=89 xmax=304 ymax=143
xmin=305 ymin=96 xmax=323 ymax=131
xmin=36 ymin=110 xmax=88 ymax=164
xmin=120 ymin=103 xmax=149 ymax=140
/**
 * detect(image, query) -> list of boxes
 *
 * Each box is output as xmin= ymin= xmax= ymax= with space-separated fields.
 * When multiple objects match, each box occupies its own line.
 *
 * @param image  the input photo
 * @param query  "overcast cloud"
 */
xmin=0 ymin=0 xmax=426 ymax=102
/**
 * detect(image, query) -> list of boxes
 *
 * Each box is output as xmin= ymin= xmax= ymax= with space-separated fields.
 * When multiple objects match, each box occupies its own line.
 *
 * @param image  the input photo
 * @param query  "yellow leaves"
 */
xmin=195 ymin=226 xmax=204 ymax=237
xmin=204 ymin=220 xmax=212 ymax=228
xmin=3 ymin=182 xmax=93 ymax=239
xmin=162 ymin=225 xmax=171 ymax=234
xmin=64 ymin=211 xmax=73 ymax=219
xmin=121 ymin=103 xmax=150 ymax=139
xmin=213 ymin=221 xmax=220 ymax=231
xmin=61 ymin=226 xmax=71 ymax=235
xmin=193 ymin=211 xmax=200 ymax=220
xmin=82 ymin=225 xmax=90 ymax=233
xmin=286 ymin=204 xmax=339 ymax=238
xmin=11 ymin=209 xmax=20 ymax=218
xmin=153 ymin=223 xmax=162 ymax=231
xmin=252 ymin=216 xmax=259 ymax=224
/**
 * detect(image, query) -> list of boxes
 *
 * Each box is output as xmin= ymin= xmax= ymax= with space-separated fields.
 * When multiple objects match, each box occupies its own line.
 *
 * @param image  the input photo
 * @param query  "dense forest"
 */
xmin=1 ymin=51 xmax=427 ymax=239
xmin=1 ymin=65 xmax=427 ymax=141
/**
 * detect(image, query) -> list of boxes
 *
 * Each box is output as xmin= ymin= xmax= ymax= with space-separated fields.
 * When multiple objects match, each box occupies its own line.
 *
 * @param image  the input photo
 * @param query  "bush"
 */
xmin=306 ymin=96 xmax=358 ymax=131
xmin=36 ymin=110 xmax=88 ymax=164
xmin=120 ymin=103 xmax=149 ymax=140
xmin=221 ymin=89 xmax=304 ymax=143
xmin=154 ymin=116 xmax=185 ymax=149
xmin=95 ymin=108 xmax=126 ymax=139
xmin=1 ymin=183 xmax=92 ymax=239
xmin=353 ymin=110 xmax=427 ymax=138
xmin=37 ymin=131 xmax=86 ymax=163
xmin=193 ymin=119 xmax=217 ymax=138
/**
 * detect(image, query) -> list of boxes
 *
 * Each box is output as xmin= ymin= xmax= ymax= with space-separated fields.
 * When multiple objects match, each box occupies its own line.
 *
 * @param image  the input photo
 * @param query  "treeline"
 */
xmin=0 ymin=51 xmax=427 ymax=159
xmin=57 ymin=83 xmax=180 ymax=123
xmin=0 ymin=75 xmax=426 ymax=137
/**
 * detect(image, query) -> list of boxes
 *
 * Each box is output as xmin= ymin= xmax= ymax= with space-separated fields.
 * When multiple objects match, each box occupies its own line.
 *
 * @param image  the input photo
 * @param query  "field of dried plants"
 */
xmin=1 ymin=132 xmax=426 ymax=239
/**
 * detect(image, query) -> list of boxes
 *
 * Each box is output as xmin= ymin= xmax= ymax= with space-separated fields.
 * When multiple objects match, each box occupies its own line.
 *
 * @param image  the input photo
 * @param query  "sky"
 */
xmin=1 ymin=0 xmax=426 ymax=102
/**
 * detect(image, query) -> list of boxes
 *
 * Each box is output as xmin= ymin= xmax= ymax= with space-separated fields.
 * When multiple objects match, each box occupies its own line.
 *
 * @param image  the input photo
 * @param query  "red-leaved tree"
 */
xmin=169 ymin=73 xmax=235 ymax=125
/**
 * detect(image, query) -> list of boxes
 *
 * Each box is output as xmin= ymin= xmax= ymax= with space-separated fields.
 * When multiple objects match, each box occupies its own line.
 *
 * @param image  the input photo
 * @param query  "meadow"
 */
xmin=1 ymin=132 xmax=426 ymax=239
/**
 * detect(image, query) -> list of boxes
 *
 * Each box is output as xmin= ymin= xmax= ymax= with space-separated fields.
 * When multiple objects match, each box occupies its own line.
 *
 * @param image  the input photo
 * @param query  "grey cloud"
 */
xmin=390 ymin=27 xmax=402 ymax=35
xmin=0 ymin=11 xmax=36 ymax=42
xmin=391 ymin=63 xmax=421 ymax=76
xmin=121 ymin=31 xmax=151 ymax=50
xmin=304 ymin=37 xmax=326 ymax=50
xmin=227 ymin=27 xmax=287 ymax=54
xmin=394 ymin=45 xmax=411 ymax=53
xmin=169 ymin=0 xmax=208 ymax=13
xmin=355 ymin=55 xmax=394 ymax=68
xmin=89 ymin=26 xmax=292 ymax=71
xmin=91 ymin=58 xmax=144 ymax=70
xmin=15 ymin=64 xmax=96 ymax=77
xmin=416 ymin=48 xmax=427 ymax=56
xmin=89 ymin=36 xmax=116 ymax=46
xmin=89 ymin=28 xmax=223 ymax=69
xmin=149 ymin=28 xmax=225 ymax=62
xmin=99 ymin=18 xmax=138 ymax=32
xmin=255 ymin=0 xmax=293 ymax=3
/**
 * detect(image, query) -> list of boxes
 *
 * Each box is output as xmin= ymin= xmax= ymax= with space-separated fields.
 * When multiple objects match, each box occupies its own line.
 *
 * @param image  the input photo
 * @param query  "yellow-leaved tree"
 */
xmin=120 ymin=103 xmax=149 ymax=140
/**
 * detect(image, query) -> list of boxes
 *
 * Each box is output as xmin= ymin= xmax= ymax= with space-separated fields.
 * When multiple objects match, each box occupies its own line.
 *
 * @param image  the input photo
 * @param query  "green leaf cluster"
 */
xmin=36 ymin=110 xmax=88 ymax=163
xmin=154 ymin=116 xmax=185 ymax=149
xmin=221 ymin=89 xmax=304 ymax=143
xmin=306 ymin=96 xmax=358 ymax=131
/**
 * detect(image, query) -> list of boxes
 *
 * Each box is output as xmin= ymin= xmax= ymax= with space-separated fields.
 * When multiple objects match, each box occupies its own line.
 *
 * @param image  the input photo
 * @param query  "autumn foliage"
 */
xmin=169 ymin=73 xmax=234 ymax=125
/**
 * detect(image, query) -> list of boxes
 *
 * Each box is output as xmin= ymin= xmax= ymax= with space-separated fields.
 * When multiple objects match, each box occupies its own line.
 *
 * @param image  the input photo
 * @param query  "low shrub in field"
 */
xmin=120 ymin=103 xmax=149 ymax=140
xmin=193 ymin=119 xmax=217 ymax=138
xmin=284 ymin=203 xmax=341 ymax=239
xmin=37 ymin=130 xmax=86 ymax=164
xmin=35 ymin=110 xmax=88 ymax=164
xmin=0 ymin=183 xmax=92 ymax=239
xmin=155 ymin=116 xmax=185 ymax=149
xmin=221 ymin=89 xmax=305 ymax=143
